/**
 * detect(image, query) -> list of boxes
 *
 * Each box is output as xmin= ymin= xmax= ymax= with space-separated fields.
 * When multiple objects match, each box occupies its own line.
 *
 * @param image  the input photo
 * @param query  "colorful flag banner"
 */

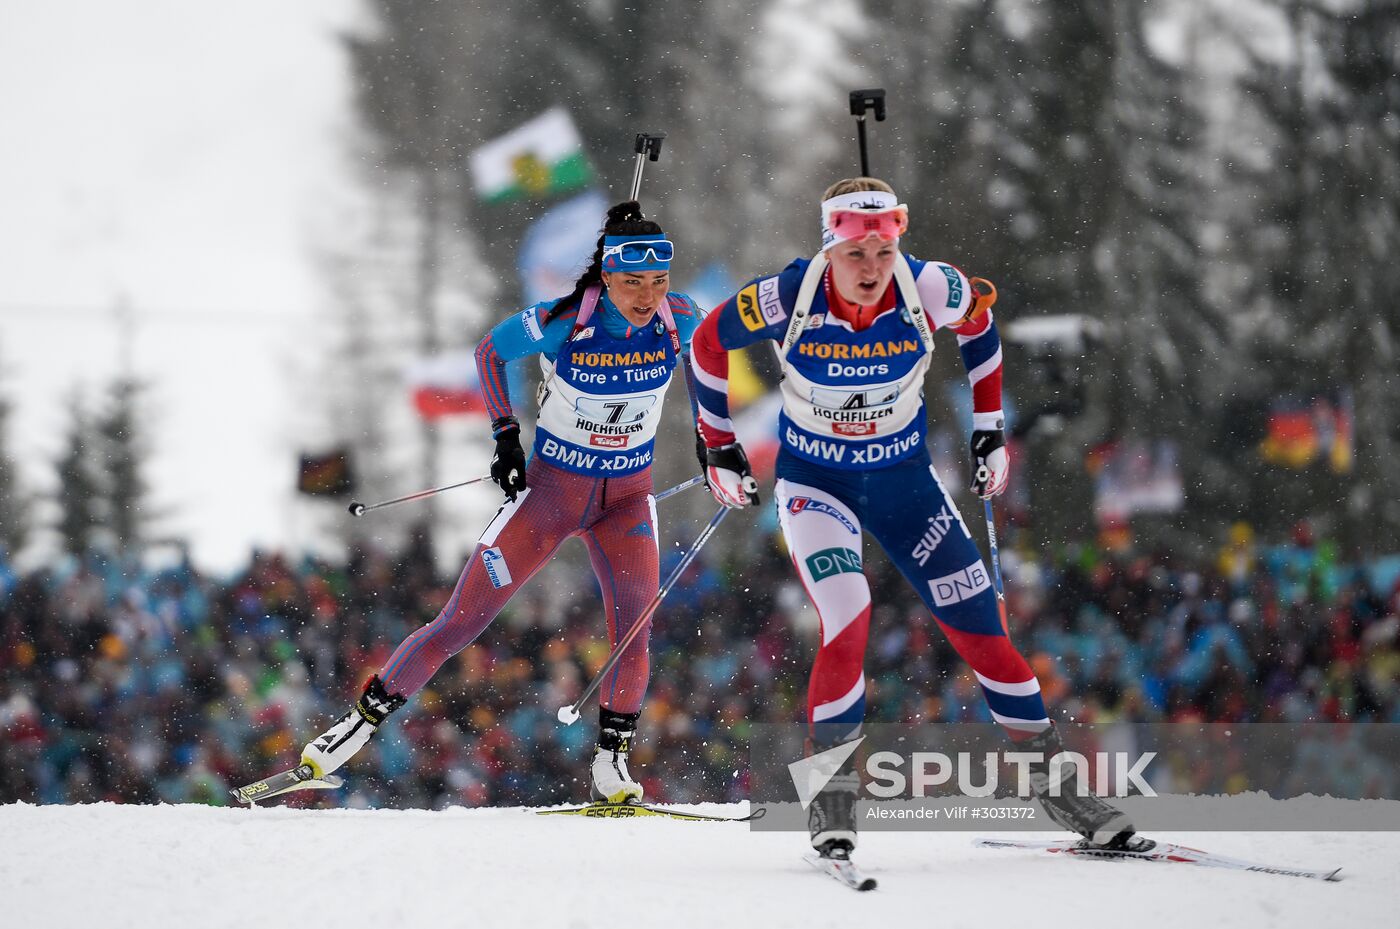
xmin=470 ymin=107 xmax=593 ymax=204
xmin=405 ymin=351 xmax=490 ymax=421
xmin=518 ymin=190 xmax=608 ymax=306
xmin=1260 ymin=391 xmax=1352 ymax=474
xmin=1088 ymin=439 xmax=1184 ymax=522
xmin=297 ymin=449 xmax=355 ymax=497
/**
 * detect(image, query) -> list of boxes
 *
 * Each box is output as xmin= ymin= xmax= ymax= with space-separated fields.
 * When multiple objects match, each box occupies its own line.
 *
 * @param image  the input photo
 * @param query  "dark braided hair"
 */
xmin=543 ymin=200 xmax=665 ymax=324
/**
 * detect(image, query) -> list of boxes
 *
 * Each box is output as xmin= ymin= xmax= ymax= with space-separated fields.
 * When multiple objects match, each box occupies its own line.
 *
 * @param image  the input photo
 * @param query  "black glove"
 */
xmin=969 ymin=428 xmax=1009 ymax=499
xmin=705 ymin=442 xmax=760 ymax=508
xmin=490 ymin=417 xmax=528 ymax=502
xmin=694 ymin=427 xmax=710 ymax=483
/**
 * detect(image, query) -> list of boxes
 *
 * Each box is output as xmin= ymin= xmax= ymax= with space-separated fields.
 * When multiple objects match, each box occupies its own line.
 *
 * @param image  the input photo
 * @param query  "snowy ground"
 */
xmin=2 ymin=802 xmax=1394 ymax=929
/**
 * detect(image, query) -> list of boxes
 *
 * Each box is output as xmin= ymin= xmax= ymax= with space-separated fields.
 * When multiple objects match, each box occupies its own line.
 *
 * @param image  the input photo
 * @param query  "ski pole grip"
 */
xmin=629 ymin=133 xmax=666 ymax=201
xmin=848 ymin=88 xmax=886 ymax=121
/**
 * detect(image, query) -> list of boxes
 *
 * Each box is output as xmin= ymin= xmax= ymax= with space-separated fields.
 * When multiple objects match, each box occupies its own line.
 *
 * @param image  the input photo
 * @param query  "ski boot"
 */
xmin=590 ymin=708 xmax=644 ymax=804
xmin=301 ymin=675 xmax=405 ymax=778
xmin=1024 ymin=725 xmax=1141 ymax=850
xmin=808 ymin=771 xmax=860 ymax=858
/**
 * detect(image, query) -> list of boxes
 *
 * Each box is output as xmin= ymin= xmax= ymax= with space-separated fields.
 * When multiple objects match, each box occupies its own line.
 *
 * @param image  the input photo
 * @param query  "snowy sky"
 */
xmin=0 ymin=0 xmax=360 ymax=572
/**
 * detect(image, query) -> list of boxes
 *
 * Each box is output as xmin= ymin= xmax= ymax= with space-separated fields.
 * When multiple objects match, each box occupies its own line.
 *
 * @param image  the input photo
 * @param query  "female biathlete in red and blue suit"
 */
xmin=691 ymin=178 xmax=1136 ymax=861
xmin=300 ymin=201 xmax=704 ymax=804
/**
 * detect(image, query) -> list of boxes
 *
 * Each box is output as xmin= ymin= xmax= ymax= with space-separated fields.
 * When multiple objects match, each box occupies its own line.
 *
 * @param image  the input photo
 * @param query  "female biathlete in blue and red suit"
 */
xmin=300 ymin=201 xmax=704 ymax=803
xmin=691 ymin=178 xmax=1136 ymax=861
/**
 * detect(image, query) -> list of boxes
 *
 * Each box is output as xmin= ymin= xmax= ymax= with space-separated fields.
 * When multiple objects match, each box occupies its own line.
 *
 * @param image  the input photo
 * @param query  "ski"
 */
xmin=231 ymin=764 xmax=344 ymax=805
xmin=974 ymin=837 xmax=1342 ymax=882
xmin=536 ymin=802 xmax=765 ymax=823
xmin=804 ymin=850 xmax=877 ymax=891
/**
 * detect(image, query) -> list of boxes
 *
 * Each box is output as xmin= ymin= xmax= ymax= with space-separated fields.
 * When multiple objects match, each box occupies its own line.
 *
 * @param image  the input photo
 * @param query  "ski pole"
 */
xmin=348 ymin=475 xmax=493 ymax=517
xmin=629 ymin=132 xmax=666 ymax=201
xmin=654 ymin=474 xmax=704 ymax=503
xmin=848 ymin=89 xmax=886 ymax=176
xmin=556 ymin=503 xmax=730 ymax=725
xmin=983 ymin=497 xmax=1013 ymax=635
xmin=983 ymin=498 xmax=1005 ymax=602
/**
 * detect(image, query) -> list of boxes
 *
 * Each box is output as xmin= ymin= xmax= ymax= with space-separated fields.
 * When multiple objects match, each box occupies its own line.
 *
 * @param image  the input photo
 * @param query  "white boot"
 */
xmin=590 ymin=708 xmax=643 ymax=804
xmin=301 ymin=675 xmax=404 ymax=778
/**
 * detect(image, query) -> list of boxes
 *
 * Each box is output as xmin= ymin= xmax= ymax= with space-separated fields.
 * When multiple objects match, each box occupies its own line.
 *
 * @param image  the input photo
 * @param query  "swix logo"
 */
xmin=911 ymin=507 xmax=964 ymax=566
xmin=787 ymin=496 xmax=858 ymax=534
xmin=833 ymin=422 xmax=876 ymax=436
xmin=589 ymin=433 xmax=629 ymax=448
xmin=929 ymin=563 xmax=990 ymax=606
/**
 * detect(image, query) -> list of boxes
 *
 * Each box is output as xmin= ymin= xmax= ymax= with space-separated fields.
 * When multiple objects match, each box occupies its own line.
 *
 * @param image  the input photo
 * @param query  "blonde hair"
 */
xmin=822 ymin=177 xmax=896 ymax=202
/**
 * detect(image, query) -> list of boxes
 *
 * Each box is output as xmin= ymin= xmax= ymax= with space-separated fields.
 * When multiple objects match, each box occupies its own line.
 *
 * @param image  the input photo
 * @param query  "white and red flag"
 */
xmin=405 ymin=351 xmax=490 ymax=421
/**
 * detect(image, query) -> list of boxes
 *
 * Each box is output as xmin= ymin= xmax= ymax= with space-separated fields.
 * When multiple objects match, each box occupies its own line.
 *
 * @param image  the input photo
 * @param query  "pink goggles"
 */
xmin=826 ymin=205 xmax=909 ymax=243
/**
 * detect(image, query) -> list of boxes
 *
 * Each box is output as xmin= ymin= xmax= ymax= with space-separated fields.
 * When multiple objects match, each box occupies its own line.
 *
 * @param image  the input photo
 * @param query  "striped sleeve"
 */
xmin=953 ymin=311 xmax=1004 ymax=428
xmin=473 ymin=302 xmax=576 ymax=428
xmin=691 ymin=268 xmax=800 ymax=447
xmin=474 ymin=332 xmax=513 ymax=423
xmin=916 ymin=259 xmax=1005 ymax=429
xmin=691 ymin=308 xmax=736 ymax=446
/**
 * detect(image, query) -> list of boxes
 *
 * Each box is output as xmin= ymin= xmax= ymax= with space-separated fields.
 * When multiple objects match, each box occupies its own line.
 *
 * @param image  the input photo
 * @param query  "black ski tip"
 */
xmin=856 ymin=877 xmax=878 ymax=892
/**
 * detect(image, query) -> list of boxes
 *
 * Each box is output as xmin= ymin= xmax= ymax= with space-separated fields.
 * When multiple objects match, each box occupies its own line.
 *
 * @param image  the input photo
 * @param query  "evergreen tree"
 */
xmin=54 ymin=391 xmax=102 ymax=558
xmin=0 ymin=374 xmax=26 ymax=556
xmin=95 ymin=376 xmax=151 ymax=554
xmin=1223 ymin=0 xmax=1400 ymax=548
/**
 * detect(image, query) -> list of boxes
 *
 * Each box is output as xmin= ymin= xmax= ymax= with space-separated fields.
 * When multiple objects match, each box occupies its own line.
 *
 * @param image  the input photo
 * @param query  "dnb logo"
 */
xmin=805 ymin=547 xmax=862 ymax=581
xmin=481 ymin=546 xmax=514 ymax=589
xmin=929 ymin=562 xmax=990 ymax=606
xmin=736 ymin=279 xmax=784 ymax=332
xmin=787 ymin=496 xmax=858 ymax=535
xmin=939 ymin=265 xmax=964 ymax=308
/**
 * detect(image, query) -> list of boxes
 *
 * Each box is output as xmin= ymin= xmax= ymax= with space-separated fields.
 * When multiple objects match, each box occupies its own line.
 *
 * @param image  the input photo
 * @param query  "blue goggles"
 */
xmin=600 ymin=235 xmax=674 ymax=272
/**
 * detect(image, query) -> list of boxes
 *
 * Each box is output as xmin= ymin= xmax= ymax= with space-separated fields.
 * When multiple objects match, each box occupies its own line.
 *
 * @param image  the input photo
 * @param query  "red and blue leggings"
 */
xmin=773 ymin=451 xmax=1050 ymax=745
xmin=378 ymin=457 xmax=660 ymax=714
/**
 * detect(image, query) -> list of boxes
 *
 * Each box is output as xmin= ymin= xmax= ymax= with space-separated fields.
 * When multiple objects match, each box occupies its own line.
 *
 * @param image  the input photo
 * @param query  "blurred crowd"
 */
xmin=2 ymin=516 xmax=1398 ymax=809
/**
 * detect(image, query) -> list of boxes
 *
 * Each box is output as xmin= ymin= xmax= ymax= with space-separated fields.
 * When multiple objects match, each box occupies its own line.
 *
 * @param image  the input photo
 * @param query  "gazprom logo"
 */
xmin=482 ymin=547 xmax=513 ymax=589
xmin=522 ymin=306 xmax=544 ymax=342
xmin=929 ymin=563 xmax=990 ymax=606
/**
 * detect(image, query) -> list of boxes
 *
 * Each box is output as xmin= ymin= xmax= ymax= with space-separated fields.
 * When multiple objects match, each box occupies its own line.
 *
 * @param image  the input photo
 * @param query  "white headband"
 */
xmin=820 ymin=189 xmax=903 ymax=250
